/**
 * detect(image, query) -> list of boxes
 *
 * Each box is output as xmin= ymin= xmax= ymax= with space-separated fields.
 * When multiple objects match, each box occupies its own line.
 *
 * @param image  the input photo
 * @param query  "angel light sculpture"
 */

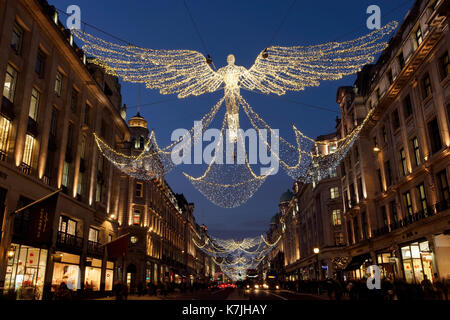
xmin=72 ymin=21 xmax=397 ymax=207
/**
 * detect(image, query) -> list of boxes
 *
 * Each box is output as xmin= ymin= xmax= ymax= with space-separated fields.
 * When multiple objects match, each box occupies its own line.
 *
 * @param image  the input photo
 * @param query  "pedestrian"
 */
xmin=122 ymin=283 xmax=129 ymax=300
xmin=137 ymin=282 xmax=144 ymax=297
xmin=113 ymin=281 xmax=123 ymax=301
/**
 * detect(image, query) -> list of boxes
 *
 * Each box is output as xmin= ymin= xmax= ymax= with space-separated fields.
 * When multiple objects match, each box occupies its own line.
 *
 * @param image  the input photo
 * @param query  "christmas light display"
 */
xmin=193 ymin=234 xmax=281 ymax=281
xmin=72 ymin=21 xmax=397 ymax=207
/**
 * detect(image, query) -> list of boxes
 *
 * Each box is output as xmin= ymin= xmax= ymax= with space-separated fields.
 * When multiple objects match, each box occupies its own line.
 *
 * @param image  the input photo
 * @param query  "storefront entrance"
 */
xmin=401 ymin=240 xmax=434 ymax=284
xmin=3 ymin=244 xmax=47 ymax=300
xmin=51 ymin=252 xmax=81 ymax=291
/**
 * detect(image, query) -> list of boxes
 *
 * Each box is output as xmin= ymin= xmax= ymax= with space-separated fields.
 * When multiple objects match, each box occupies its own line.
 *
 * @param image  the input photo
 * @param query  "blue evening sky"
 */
xmin=54 ymin=0 xmax=413 ymax=239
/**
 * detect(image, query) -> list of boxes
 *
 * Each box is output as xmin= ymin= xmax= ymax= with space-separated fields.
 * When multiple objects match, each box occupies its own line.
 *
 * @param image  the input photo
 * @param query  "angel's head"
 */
xmin=227 ymin=54 xmax=235 ymax=66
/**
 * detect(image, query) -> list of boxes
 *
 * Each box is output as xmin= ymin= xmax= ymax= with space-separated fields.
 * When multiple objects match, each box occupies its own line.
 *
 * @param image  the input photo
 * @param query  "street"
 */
xmin=98 ymin=288 xmax=326 ymax=301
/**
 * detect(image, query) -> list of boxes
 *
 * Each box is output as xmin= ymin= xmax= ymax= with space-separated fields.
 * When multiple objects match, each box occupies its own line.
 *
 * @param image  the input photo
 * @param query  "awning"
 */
xmin=344 ymin=253 xmax=371 ymax=271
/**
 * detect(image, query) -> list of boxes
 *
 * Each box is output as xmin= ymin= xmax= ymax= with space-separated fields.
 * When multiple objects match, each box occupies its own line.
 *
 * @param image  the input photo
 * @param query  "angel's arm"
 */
xmin=72 ymin=29 xmax=223 ymax=98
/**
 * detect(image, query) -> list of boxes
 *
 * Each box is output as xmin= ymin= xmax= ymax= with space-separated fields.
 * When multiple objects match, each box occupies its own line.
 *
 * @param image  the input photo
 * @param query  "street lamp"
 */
xmin=313 ymin=247 xmax=320 ymax=296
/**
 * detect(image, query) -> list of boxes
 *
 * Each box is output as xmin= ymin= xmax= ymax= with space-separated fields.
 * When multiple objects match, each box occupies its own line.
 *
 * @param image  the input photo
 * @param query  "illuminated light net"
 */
xmin=193 ymin=235 xmax=281 ymax=281
xmin=73 ymin=22 xmax=397 ymax=206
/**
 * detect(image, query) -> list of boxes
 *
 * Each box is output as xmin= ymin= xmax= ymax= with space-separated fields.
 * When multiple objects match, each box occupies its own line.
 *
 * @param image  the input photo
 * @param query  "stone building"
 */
xmin=337 ymin=0 xmax=450 ymax=283
xmin=0 ymin=0 xmax=129 ymax=299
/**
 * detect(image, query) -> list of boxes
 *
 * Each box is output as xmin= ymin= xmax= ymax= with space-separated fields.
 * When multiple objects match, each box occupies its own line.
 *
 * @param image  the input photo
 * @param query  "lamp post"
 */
xmin=313 ymin=247 xmax=320 ymax=295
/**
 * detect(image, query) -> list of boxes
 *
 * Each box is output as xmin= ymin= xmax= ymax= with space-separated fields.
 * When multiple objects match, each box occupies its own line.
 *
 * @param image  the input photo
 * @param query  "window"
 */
xmin=50 ymin=107 xmax=58 ymax=137
xmin=133 ymin=209 xmax=141 ymax=225
xmin=428 ymin=118 xmax=442 ymax=154
xmin=330 ymin=187 xmax=340 ymax=199
xmin=29 ymin=88 xmax=40 ymax=120
xmin=89 ymin=228 xmax=99 ymax=243
xmin=392 ymin=109 xmax=400 ymax=130
xmin=380 ymin=206 xmax=388 ymax=227
xmin=62 ymin=161 xmax=70 ymax=187
xmin=398 ymin=53 xmax=405 ymax=70
xmin=357 ymin=177 xmax=364 ymax=201
xmin=84 ymin=105 xmax=91 ymax=126
xmin=422 ymin=74 xmax=432 ymax=99
xmin=0 ymin=117 xmax=11 ymax=157
xmin=347 ymin=221 xmax=353 ymax=244
xmin=334 ymin=232 xmax=344 ymax=246
xmin=385 ymin=160 xmax=393 ymax=187
xmin=54 ymin=71 xmax=62 ymax=96
xmin=80 ymin=135 xmax=86 ymax=160
xmin=387 ymin=68 xmax=393 ymax=85
xmin=436 ymin=170 xmax=449 ymax=202
xmin=59 ymin=216 xmax=77 ymax=235
xmin=77 ymin=172 xmax=83 ymax=196
xmin=332 ymin=209 xmax=342 ymax=226
xmin=361 ymin=211 xmax=368 ymax=240
xmin=377 ymin=169 xmax=383 ymax=192
xmin=411 ymin=137 xmax=421 ymax=166
xmin=399 ymin=148 xmax=407 ymax=176
xmin=382 ymin=126 xmax=388 ymax=144
xmin=11 ymin=23 xmax=23 ymax=54
xmin=415 ymin=27 xmax=423 ymax=46
xmin=403 ymin=191 xmax=413 ymax=217
xmin=390 ymin=201 xmax=398 ymax=225
xmin=353 ymin=218 xmax=360 ymax=243
xmin=23 ymin=134 xmax=35 ymax=167
xmin=66 ymin=123 xmax=74 ymax=158
xmin=403 ymin=95 xmax=413 ymax=118
xmin=3 ymin=64 xmax=18 ymax=102
xmin=439 ymin=52 xmax=449 ymax=80
xmin=70 ymin=89 xmax=78 ymax=113
xmin=35 ymin=49 xmax=46 ymax=78
xmin=95 ymin=182 xmax=102 ymax=202
xmin=416 ymin=183 xmax=428 ymax=214
xmin=136 ymin=182 xmax=144 ymax=198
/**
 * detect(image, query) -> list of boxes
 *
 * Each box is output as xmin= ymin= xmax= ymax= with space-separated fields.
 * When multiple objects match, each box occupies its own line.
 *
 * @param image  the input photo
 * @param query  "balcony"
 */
xmin=0 ymin=96 xmax=15 ymax=120
xmin=0 ymin=150 xmax=7 ymax=162
xmin=371 ymin=199 xmax=450 ymax=237
xmin=87 ymin=240 xmax=104 ymax=257
xmin=19 ymin=163 xmax=31 ymax=175
xmin=56 ymin=231 xmax=83 ymax=253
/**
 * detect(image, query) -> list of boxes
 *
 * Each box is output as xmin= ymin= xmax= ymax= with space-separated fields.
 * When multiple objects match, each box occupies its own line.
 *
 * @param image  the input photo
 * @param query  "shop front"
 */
xmin=400 ymin=240 xmax=434 ymax=284
xmin=3 ymin=243 xmax=47 ymax=300
xmin=84 ymin=258 xmax=102 ymax=291
xmin=105 ymin=261 xmax=114 ymax=291
xmin=344 ymin=253 xmax=371 ymax=280
xmin=376 ymin=251 xmax=398 ymax=280
xmin=51 ymin=252 xmax=81 ymax=291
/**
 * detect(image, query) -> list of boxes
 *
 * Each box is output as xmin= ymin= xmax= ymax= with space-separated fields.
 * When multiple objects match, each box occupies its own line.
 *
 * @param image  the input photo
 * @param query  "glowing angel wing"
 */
xmin=240 ymin=21 xmax=398 ymax=95
xmin=72 ymin=29 xmax=223 ymax=98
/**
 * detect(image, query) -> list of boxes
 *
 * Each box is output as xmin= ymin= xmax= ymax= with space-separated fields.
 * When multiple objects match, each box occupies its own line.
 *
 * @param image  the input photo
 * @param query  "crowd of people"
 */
xmin=280 ymin=276 xmax=450 ymax=300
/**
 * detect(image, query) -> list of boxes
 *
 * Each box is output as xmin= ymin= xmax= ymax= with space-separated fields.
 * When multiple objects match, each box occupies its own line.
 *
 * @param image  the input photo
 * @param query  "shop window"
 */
xmin=330 ymin=187 xmax=340 ymax=199
xmin=422 ymin=73 xmax=432 ymax=99
xmin=11 ymin=23 xmax=23 ymax=54
xmin=436 ymin=170 xmax=449 ymax=203
xmin=3 ymin=64 xmax=18 ymax=103
xmin=4 ymin=244 xmax=47 ymax=300
xmin=428 ymin=118 xmax=442 ymax=154
xmin=403 ymin=191 xmax=413 ymax=217
xmin=439 ymin=51 xmax=449 ymax=80
xmin=54 ymin=71 xmax=62 ymax=96
xmin=401 ymin=241 xmax=433 ymax=284
xmin=133 ymin=209 xmax=141 ymax=225
xmin=52 ymin=261 xmax=80 ymax=291
xmin=416 ymin=183 xmax=428 ymax=214
xmin=29 ymin=88 xmax=40 ymax=121
xmin=403 ymin=94 xmax=413 ymax=118
xmin=399 ymin=148 xmax=407 ymax=176
xmin=410 ymin=137 xmax=421 ymax=167
xmin=331 ymin=209 xmax=341 ymax=226
xmin=85 ymin=258 xmax=102 ymax=291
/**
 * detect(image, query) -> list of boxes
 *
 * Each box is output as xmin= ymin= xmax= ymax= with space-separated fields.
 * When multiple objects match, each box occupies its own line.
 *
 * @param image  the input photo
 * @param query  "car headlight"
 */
xmin=246 ymin=285 xmax=250 ymax=288
xmin=276 ymin=285 xmax=280 ymax=289
xmin=263 ymin=284 xmax=269 ymax=289
xmin=254 ymin=284 xmax=259 ymax=289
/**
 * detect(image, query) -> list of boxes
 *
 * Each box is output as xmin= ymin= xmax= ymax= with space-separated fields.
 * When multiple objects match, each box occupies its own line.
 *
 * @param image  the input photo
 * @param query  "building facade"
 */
xmin=0 ymin=0 xmax=130 ymax=299
xmin=337 ymin=0 xmax=450 ymax=283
